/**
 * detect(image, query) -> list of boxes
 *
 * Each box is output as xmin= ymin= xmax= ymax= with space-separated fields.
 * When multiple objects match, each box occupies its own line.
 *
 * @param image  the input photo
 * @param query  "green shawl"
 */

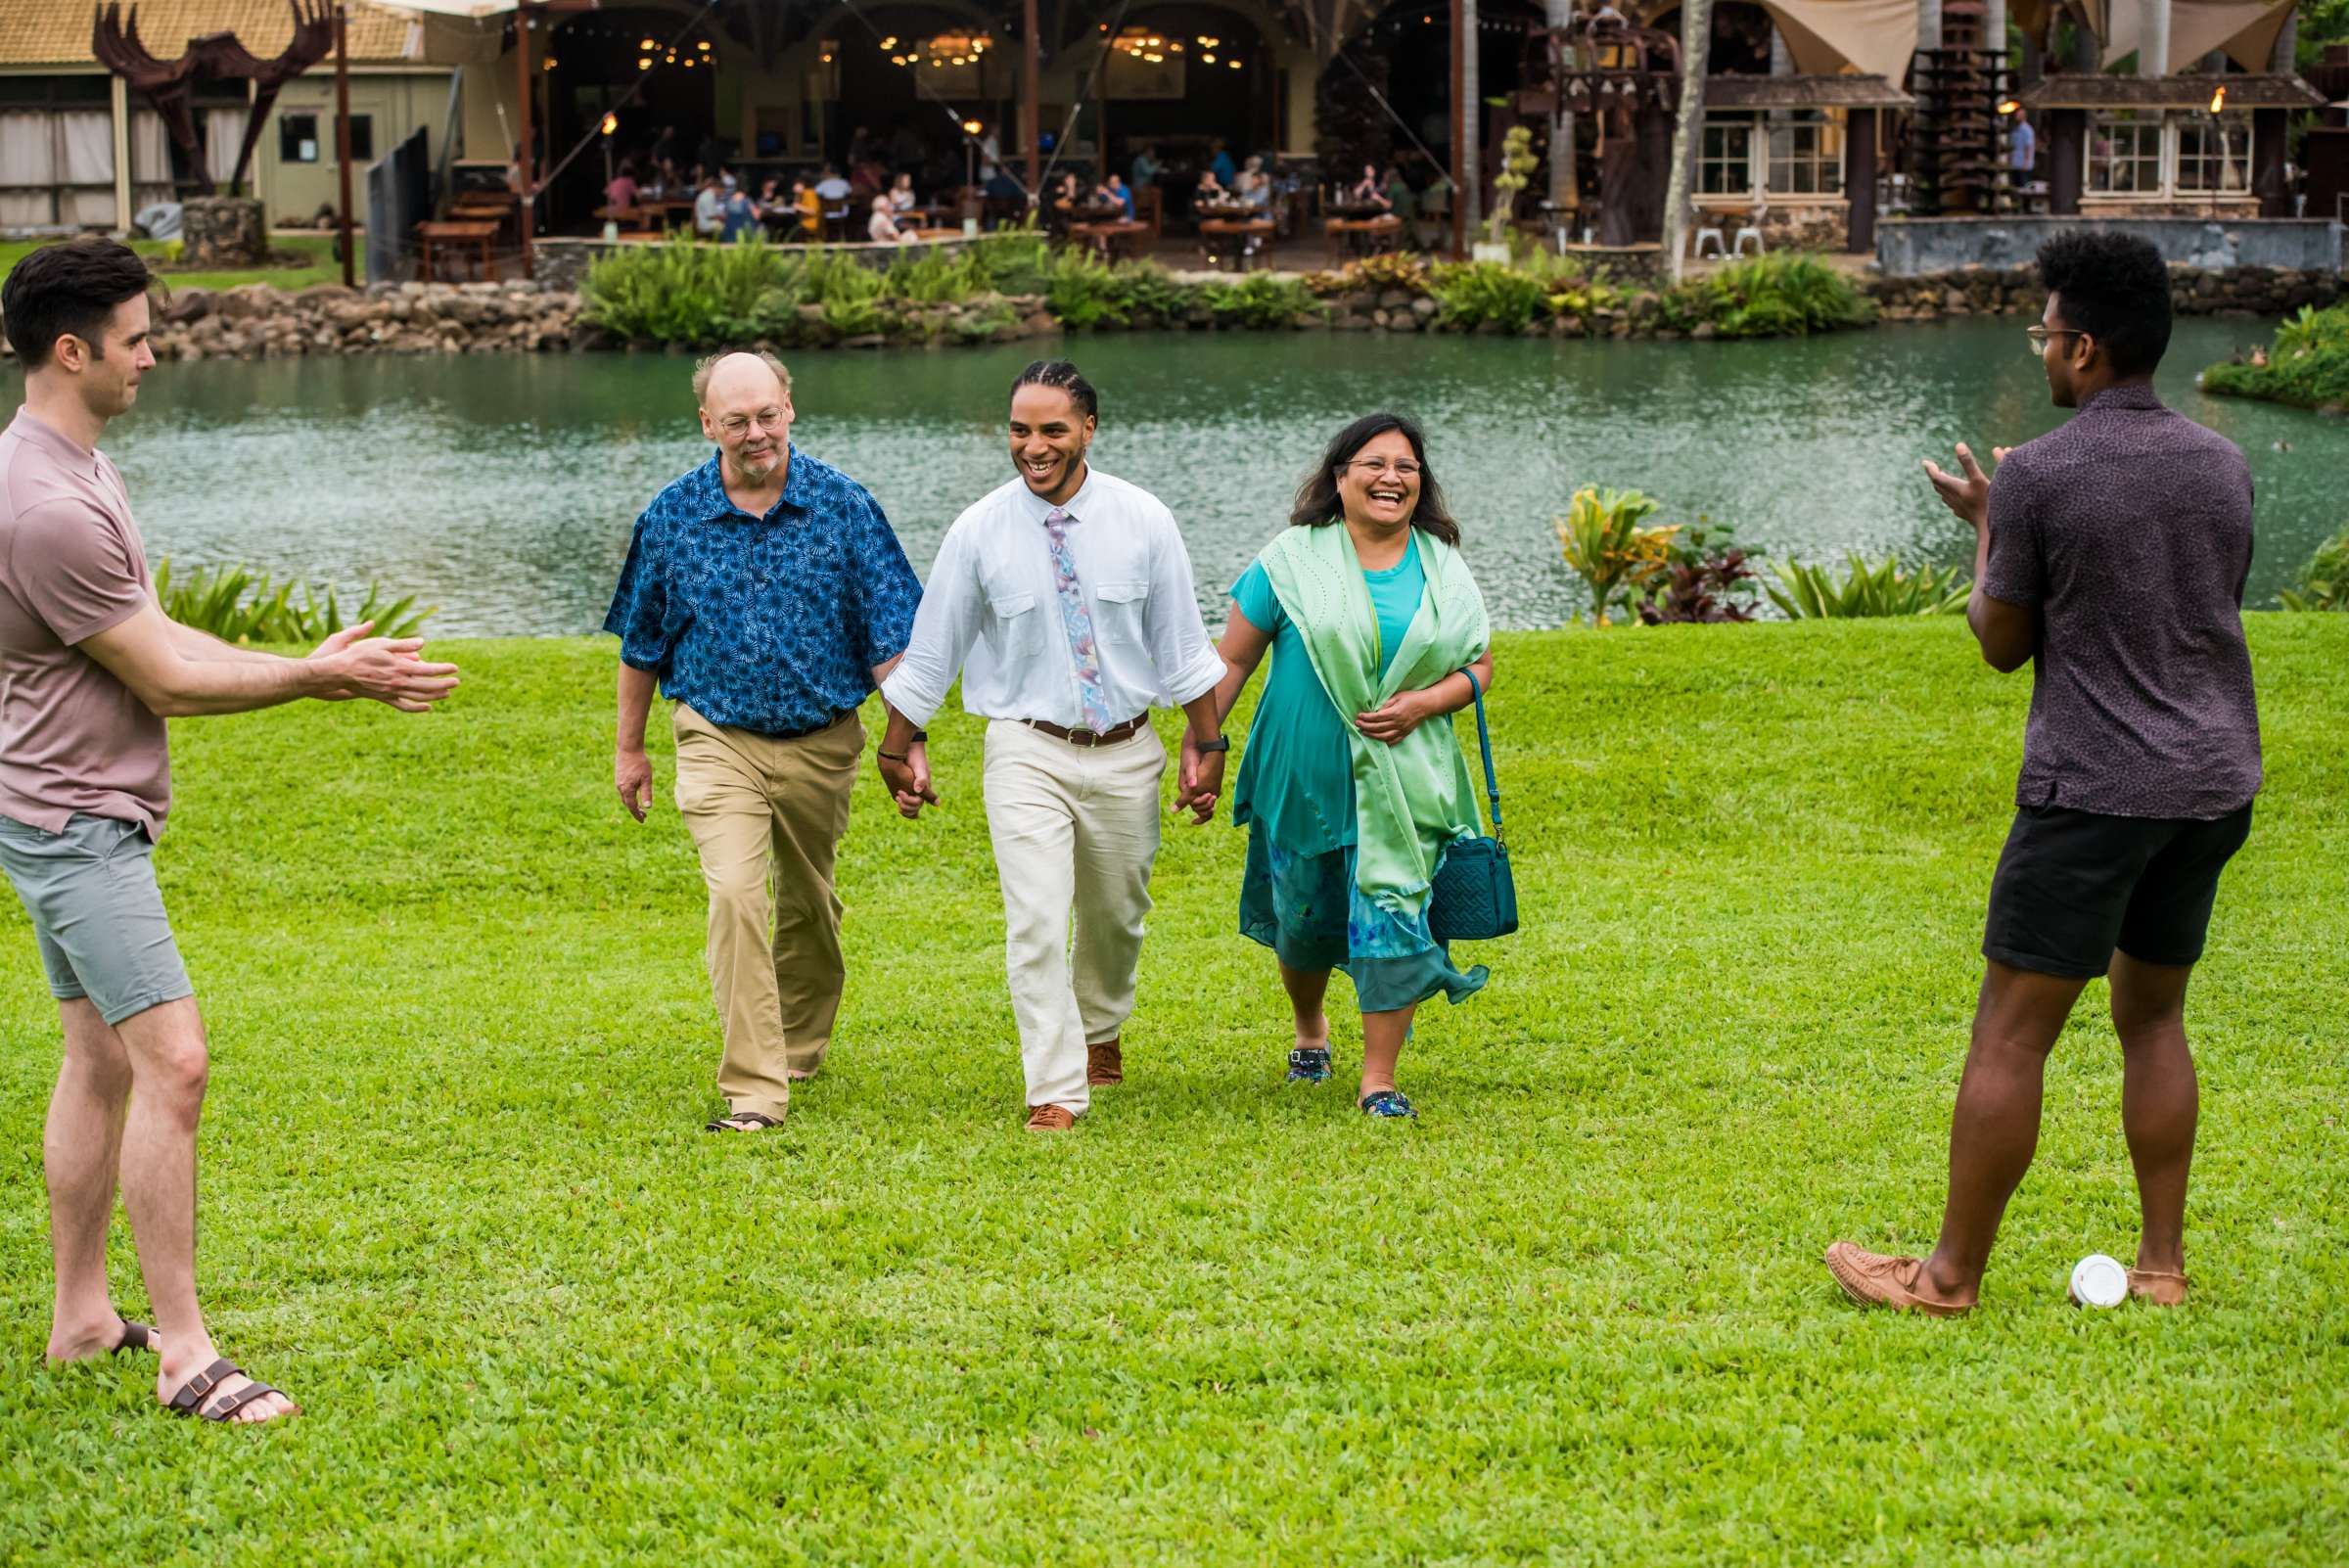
xmin=1260 ymin=522 xmax=1490 ymax=918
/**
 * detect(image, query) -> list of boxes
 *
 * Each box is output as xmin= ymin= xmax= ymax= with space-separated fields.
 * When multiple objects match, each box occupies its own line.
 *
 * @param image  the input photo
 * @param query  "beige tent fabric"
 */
xmin=1756 ymin=0 xmax=1918 ymax=82
xmin=2100 ymin=0 xmax=2297 ymax=71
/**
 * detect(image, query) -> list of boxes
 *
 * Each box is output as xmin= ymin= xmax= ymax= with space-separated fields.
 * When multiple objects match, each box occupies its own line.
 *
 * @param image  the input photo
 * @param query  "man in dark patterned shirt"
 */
xmin=606 ymin=350 xmax=922 ymax=1130
xmin=1828 ymin=233 xmax=2260 ymax=1314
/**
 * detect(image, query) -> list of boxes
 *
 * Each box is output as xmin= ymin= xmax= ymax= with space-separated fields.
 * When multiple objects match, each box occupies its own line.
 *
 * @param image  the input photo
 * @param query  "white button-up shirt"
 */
xmin=880 ymin=467 xmax=1225 ymax=729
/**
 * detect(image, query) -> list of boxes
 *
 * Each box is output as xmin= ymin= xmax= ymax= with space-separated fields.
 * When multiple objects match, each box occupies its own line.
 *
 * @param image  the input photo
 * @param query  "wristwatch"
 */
xmin=1194 ymin=736 xmax=1230 ymax=755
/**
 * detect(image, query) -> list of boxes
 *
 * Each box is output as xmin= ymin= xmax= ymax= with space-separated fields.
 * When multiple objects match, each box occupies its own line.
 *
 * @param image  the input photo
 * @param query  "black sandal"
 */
xmin=111 ymin=1318 xmax=156 ymax=1356
xmin=165 ymin=1358 xmax=297 ymax=1423
xmin=704 ymin=1111 xmax=783 ymax=1131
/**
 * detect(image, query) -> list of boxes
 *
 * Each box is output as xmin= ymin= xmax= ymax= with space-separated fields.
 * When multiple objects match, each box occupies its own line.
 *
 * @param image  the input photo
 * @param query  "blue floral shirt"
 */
xmin=604 ymin=447 xmax=921 ymax=735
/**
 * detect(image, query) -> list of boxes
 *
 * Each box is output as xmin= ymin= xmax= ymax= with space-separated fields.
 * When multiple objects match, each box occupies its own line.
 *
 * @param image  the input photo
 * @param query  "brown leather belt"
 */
xmin=1021 ymin=714 xmax=1149 ymax=747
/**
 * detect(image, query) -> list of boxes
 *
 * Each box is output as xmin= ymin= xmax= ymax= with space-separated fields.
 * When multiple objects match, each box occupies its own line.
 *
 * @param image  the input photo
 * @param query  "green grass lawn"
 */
xmin=1 ymin=234 xmax=341 ymax=297
xmin=3 ymin=620 xmax=2344 ymax=1565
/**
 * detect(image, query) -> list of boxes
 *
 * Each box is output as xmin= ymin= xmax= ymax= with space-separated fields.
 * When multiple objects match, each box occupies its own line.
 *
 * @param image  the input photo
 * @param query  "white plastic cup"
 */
xmin=2069 ymin=1253 xmax=2129 ymax=1308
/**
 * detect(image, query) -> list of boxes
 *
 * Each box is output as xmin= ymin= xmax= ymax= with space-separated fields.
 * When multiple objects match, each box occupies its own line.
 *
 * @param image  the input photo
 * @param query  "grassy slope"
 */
xmin=1 ymin=236 xmax=340 ymax=297
xmin=2 ymin=620 xmax=2343 ymax=1566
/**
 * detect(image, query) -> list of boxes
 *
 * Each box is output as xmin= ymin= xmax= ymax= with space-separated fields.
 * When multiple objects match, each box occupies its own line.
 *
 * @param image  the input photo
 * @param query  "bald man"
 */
xmin=606 ymin=350 xmax=923 ymax=1130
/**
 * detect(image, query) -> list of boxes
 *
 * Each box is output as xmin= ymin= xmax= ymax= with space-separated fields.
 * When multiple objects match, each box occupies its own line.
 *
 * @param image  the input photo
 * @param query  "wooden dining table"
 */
xmin=415 ymin=219 xmax=500 ymax=282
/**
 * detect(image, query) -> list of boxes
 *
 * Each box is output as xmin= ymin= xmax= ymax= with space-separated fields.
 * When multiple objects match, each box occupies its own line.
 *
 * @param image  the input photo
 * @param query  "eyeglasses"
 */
xmin=1344 ymin=458 xmax=1422 ymax=478
xmin=717 ymin=407 xmax=787 ymax=438
xmin=2024 ymin=326 xmax=2088 ymax=359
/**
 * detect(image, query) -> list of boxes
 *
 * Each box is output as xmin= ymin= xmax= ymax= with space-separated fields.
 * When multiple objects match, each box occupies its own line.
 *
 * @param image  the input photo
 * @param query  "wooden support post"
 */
xmin=1846 ymin=108 xmax=1876 ymax=254
xmin=337 ymin=3 xmax=355 ymax=288
xmin=111 ymin=75 xmax=133 ymax=232
xmin=516 ymin=0 xmax=535 ymax=279
xmin=1451 ymin=0 xmax=1465 ymax=256
xmin=1023 ymin=0 xmax=1041 ymax=193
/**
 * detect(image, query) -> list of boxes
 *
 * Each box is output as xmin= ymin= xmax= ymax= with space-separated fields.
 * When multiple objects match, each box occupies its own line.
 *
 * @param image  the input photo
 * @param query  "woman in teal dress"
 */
xmin=1194 ymin=414 xmax=1497 ymax=1120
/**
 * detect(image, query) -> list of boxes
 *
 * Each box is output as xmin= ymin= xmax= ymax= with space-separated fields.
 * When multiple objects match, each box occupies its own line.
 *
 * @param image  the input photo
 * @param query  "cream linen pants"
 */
xmin=671 ymin=703 xmax=863 ymax=1121
xmin=981 ymin=718 xmax=1167 ymax=1116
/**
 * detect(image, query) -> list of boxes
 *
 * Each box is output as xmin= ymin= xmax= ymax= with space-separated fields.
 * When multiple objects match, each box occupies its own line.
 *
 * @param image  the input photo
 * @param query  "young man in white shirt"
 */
xmin=876 ymin=361 xmax=1228 ymax=1130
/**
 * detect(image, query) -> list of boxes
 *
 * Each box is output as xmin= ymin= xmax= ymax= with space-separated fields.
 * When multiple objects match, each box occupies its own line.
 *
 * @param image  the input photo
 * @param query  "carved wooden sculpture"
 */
xmin=92 ymin=0 xmax=337 ymax=196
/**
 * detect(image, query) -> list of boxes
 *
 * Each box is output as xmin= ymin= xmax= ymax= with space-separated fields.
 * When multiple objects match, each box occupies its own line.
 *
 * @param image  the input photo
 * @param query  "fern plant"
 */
xmin=153 ymin=559 xmax=435 ymax=643
xmin=1765 ymin=556 xmax=1970 ymax=618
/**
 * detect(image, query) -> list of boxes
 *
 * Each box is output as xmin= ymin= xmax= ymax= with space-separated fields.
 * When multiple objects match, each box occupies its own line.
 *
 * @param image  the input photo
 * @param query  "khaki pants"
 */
xmin=982 ymin=718 xmax=1166 ymax=1116
xmin=672 ymin=703 xmax=864 ymax=1120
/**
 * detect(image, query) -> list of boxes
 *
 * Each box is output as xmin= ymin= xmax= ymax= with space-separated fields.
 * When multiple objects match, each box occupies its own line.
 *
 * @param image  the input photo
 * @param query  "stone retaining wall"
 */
xmin=1867 ymin=263 xmax=2339 ymax=321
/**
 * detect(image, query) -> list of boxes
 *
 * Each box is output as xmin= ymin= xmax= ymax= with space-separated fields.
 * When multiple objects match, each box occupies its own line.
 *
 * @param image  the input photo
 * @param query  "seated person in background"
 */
xmin=1130 ymin=144 xmax=1161 ymax=190
xmin=692 ymin=172 xmax=725 ymax=238
xmin=1237 ymin=157 xmax=1272 ymax=210
xmin=794 ymin=179 xmax=823 ymax=240
xmin=890 ymin=172 xmax=919 ymax=212
xmin=813 ymin=164 xmax=853 ymax=214
xmin=868 ymin=194 xmax=909 ymax=244
xmin=1195 ymin=168 xmax=1230 ymax=206
xmin=605 ymin=160 xmax=641 ymax=213
xmin=1350 ymin=162 xmax=1390 ymax=208
xmin=1052 ymin=172 xmax=1083 ymax=212
xmin=1099 ymin=172 xmax=1135 ymax=219
xmin=719 ymin=179 xmax=761 ymax=243
xmin=653 ymin=157 xmax=681 ymax=197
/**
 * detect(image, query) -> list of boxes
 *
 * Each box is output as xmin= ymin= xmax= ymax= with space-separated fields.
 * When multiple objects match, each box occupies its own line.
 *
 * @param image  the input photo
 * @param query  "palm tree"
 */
xmin=1660 ymin=0 xmax=1714 ymax=282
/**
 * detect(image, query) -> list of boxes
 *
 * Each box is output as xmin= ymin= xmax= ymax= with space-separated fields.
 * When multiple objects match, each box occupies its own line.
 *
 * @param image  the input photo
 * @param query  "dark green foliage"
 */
xmin=1689 ymin=253 xmax=1877 ymax=338
xmin=152 ymin=557 xmax=435 ymax=642
xmin=2280 ymin=523 xmax=2349 ymax=612
xmin=1428 ymin=261 xmax=1550 ymax=333
xmin=2203 ymin=303 xmax=2349 ymax=412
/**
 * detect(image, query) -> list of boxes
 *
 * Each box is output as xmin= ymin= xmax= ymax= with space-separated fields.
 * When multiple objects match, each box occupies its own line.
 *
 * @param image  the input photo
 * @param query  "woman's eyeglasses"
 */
xmin=1345 ymin=458 xmax=1422 ymax=478
xmin=2024 ymin=326 xmax=2087 ymax=359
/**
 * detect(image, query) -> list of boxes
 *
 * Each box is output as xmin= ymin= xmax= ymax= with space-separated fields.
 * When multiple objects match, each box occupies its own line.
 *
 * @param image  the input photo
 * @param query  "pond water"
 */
xmin=6 ymin=316 xmax=2335 ymax=633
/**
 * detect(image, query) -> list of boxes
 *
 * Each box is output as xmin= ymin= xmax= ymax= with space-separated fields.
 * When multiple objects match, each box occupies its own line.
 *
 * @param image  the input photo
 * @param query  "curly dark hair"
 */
xmin=1287 ymin=413 xmax=1460 ymax=546
xmin=0 ymin=237 xmax=161 ymax=371
xmin=2037 ymin=231 xmax=2172 ymax=378
xmin=1011 ymin=359 xmax=1098 ymax=420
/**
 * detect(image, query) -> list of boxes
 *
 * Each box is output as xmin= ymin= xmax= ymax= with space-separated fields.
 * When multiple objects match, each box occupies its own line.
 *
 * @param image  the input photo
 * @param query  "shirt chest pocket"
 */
xmin=1093 ymin=581 xmax=1149 ymax=645
xmin=986 ymin=590 xmax=1046 ymax=660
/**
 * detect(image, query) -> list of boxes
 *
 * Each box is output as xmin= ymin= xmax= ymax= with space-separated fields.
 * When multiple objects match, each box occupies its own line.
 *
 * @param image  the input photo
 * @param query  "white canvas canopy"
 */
xmin=1753 ymin=0 xmax=1920 ymax=85
xmin=2098 ymin=0 xmax=2298 ymax=71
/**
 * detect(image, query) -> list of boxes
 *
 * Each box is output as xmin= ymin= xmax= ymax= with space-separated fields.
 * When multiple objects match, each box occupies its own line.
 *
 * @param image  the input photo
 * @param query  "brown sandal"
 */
xmin=165 ymin=1358 xmax=298 ymax=1423
xmin=704 ymin=1111 xmax=783 ymax=1132
xmin=111 ymin=1318 xmax=156 ymax=1356
xmin=2127 ymin=1268 xmax=2189 ymax=1306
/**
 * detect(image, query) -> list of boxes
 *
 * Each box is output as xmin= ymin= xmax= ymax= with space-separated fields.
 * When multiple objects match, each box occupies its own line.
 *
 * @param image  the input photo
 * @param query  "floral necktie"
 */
xmin=1041 ymin=507 xmax=1116 ymax=732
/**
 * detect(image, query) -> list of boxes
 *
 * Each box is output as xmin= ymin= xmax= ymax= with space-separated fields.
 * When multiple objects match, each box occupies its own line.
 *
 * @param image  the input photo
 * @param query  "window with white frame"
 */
xmin=1767 ymin=113 xmax=1842 ymax=196
xmin=1699 ymin=115 xmax=1755 ymax=198
xmin=2087 ymin=111 xmax=2164 ymax=195
xmin=2176 ymin=111 xmax=2251 ymax=192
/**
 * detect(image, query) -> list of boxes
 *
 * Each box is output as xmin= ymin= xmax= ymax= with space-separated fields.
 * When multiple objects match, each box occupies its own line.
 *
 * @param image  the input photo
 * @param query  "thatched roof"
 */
xmin=1705 ymin=72 xmax=1913 ymax=110
xmin=0 ymin=0 xmax=422 ymax=69
xmin=2020 ymin=72 xmax=2325 ymax=110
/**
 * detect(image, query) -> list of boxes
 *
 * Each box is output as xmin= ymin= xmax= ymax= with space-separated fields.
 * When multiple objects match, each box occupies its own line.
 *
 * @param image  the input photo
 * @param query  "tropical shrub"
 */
xmin=1636 ymin=523 xmax=1759 ymax=623
xmin=2202 ymin=301 xmax=2349 ymax=411
xmin=1203 ymin=273 xmax=1320 ymax=330
xmin=1690 ymin=253 xmax=1875 ymax=338
xmin=1554 ymin=487 xmax=1679 ymax=625
xmin=1428 ymin=260 xmax=1549 ymax=333
xmin=2280 ymin=523 xmax=2349 ymax=612
xmin=1766 ymin=555 xmax=1970 ymax=619
xmin=154 ymin=559 xmax=435 ymax=643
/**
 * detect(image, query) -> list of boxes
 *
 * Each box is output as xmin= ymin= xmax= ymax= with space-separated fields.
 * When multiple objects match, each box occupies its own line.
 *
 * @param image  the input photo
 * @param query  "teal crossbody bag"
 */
xmin=1426 ymin=667 xmax=1518 ymax=944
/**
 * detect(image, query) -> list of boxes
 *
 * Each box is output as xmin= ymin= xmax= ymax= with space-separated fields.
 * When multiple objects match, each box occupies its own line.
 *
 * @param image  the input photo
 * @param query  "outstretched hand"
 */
xmin=1921 ymin=442 xmax=2012 ymax=531
xmin=327 ymin=636 xmax=459 ymax=712
xmin=878 ymin=743 xmax=937 ymax=820
xmin=1174 ymin=737 xmax=1222 ymax=825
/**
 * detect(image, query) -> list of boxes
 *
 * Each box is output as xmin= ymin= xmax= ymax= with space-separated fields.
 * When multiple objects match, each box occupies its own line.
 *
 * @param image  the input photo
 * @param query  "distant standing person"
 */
xmin=606 ymin=351 xmax=922 ymax=1132
xmin=1826 ymin=232 xmax=2262 ymax=1314
xmin=0 ymin=240 xmax=460 ymax=1423
xmin=2009 ymin=107 xmax=2037 ymax=182
xmin=874 ymin=361 xmax=1228 ymax=1131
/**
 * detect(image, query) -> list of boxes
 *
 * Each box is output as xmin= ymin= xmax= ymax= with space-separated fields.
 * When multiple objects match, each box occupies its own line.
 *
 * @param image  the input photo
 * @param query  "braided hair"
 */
xmin=1011 ymin=359 xmax=1099 ymax=420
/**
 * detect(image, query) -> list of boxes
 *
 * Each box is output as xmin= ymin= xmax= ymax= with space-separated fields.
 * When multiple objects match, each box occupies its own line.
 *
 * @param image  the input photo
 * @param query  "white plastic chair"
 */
xmin=1692 ymin=225 xmax=1727 ymax=259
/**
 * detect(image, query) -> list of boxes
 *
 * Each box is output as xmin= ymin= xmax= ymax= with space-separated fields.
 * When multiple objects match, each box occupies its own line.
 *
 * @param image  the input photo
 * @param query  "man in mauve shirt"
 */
xmin=0 ymin=240 xmax=459 ymax=1423
xmin=1827 ymin=233 xmax=2261 ymax=1315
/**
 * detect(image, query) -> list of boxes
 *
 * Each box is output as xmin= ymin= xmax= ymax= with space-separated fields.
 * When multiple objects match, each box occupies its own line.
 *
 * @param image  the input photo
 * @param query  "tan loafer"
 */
xmin=1824 ymin=1241 xmax=1974 ymax=1316
xmin=1025 ymin=1104 xmax=1077 ymax=1132
xmin=2127 ymin=1268 xmax=2189 ymax=1306
xmin=1085 ymin=1038 xmax=1124 ymax=1086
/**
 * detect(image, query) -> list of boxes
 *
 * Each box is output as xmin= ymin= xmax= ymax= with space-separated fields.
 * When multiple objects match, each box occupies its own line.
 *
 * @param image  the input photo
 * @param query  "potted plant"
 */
xmin=1473 ymin=125 xmax=1537 ymax=264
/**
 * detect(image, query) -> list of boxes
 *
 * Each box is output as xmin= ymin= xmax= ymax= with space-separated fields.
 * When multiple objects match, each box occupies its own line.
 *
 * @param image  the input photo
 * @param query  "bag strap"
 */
xmin=1458 ymin=666 xmax=1501 ymax=843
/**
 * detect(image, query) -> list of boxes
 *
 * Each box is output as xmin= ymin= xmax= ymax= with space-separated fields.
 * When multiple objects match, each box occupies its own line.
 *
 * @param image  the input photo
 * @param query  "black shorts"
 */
xmin=1982 ymin=803 xmax=2253 ymax=980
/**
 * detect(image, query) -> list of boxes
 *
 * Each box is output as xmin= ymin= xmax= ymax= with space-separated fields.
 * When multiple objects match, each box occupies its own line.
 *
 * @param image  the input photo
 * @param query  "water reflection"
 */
xmin=4 ymin=317 xmax=2327 ymax=634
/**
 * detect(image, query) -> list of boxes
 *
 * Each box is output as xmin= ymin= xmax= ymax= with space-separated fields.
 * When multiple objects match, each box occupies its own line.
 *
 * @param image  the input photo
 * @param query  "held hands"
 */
xmin=877 ymin=741 xmax=936 ymax=820
xmin=1356 ymin=687 xmax=1436 ymax=746
xmin=1175 ymin=736 xmax=1223 ymax=825
xmin=1921 ymin=442 xmax=2012 ymax=532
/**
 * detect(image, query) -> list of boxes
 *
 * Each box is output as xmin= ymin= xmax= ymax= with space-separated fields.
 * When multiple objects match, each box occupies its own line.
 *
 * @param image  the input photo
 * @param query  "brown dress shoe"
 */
xmin=1025 ymin=1104 xmax=1077 ymax=1131
xmin=2127 ymin=1268 xmax=2189 ymax=1306
xmin=1823 ymin=1241 xmax=1974 ymax=1316
xmin=1086 ymin=1038 xmax=1124 ymax=1085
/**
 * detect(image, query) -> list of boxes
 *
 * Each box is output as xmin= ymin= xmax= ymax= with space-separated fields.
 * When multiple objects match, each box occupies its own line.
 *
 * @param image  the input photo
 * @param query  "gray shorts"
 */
xmin=0 ymin=811 xmax=193 ymax=1026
